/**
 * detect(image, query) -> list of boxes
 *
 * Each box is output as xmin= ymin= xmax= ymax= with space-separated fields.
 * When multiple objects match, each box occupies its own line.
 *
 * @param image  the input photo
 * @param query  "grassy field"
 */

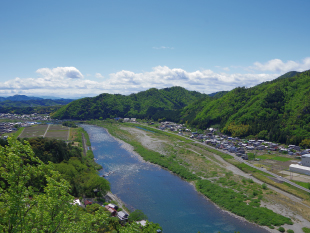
xmin=256 ymin=154 xmax=292 ymax=162
xmin=272 ymin=156 xmax=292 ymax=162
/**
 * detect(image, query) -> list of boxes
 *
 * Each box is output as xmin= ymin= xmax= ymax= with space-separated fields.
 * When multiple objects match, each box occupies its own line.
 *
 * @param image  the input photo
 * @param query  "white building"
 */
xmin=289 ymin=154 xmax=310 ymax=176
xmin=289 ymin=164 xmax=310 ymax=176
xmin=301 ymin=154 xmax=310 ymax=167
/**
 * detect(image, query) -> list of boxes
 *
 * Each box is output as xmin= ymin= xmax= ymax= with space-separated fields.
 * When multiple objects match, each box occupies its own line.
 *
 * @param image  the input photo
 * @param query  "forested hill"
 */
xmin=51 ymin=86 xmax=207 ymax=120
xmin=182 ymin=70 xmax=310 ymax=145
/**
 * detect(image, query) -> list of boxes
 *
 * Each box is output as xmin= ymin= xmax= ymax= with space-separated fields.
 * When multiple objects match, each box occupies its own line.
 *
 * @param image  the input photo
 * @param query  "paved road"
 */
xmin=138 ymin=124 xmax=310 ymax=194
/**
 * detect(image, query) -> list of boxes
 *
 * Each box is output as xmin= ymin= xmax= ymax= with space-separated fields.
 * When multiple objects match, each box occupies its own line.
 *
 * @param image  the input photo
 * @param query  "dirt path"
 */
xmin=43 ymin=124 xmax=50 ymax=138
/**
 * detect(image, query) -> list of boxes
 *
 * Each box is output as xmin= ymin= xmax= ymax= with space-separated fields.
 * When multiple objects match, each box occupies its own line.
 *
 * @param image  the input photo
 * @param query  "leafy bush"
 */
xmin=287 ymin=229 xmax=294 ymax=233
xmin=62 ymin=121 xmax=78 ymax=128
xmin=278 ymin=226 xmax=285 ymax=232
xmin=128 ymin=210 xmax=148 ymax=222
xmin=262 ymin=183 xmax=267 ymax=189
xmin=27 ymin=137 xmax=82 ymax=164
xmin=303 ymin=227 xmax=310 ymax=233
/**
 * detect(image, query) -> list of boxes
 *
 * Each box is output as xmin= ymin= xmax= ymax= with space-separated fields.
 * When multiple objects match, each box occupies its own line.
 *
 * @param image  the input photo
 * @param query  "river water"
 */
xmin=82 ymin=124 xmax=269 ymax=233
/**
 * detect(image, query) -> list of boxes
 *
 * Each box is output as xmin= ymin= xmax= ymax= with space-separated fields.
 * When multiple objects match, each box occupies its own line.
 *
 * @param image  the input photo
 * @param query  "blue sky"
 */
xmin=1 ymin=0 xmax=310 ymax=97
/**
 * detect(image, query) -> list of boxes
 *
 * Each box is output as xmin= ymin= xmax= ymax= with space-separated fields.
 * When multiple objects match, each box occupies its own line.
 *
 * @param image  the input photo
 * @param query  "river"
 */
xmin=82 ymin=124 xmax=269 ymax=233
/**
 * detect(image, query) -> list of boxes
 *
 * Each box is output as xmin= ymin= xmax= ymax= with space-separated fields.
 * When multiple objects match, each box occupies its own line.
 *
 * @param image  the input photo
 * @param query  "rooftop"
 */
xmin=289 ymin=164 xmax=310 ymax=172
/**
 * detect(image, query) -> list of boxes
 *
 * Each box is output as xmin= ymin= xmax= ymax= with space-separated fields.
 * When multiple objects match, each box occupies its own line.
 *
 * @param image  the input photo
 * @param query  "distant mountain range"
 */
xmin=0 ymin=94 xmax=74 ymax=102
xmin=0 ymin=95 xmax=75 ymax=113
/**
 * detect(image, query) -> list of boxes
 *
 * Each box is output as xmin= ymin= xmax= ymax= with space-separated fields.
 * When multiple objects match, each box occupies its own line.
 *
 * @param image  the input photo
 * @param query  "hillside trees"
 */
xmin=183 ymin=70 xmax=310 ymax=145
xmin=51 ymin=86 xmax=207 ymax=120
xmin=0 ymin=138 xmax=108 ymax=232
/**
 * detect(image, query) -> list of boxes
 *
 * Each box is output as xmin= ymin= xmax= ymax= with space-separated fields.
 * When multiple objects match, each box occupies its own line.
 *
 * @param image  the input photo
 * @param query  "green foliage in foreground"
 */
xmin=28 ymin=137 xmax=82 ymax=164
xmin=3 ymin=136 xmax=109 ymax=198
xmin=196 ymin=180 xmax=293 ymax=227
xmin=303 ymin=227 xmax=310 ymax=233
xmin=0 ymin=138 xmax=161 ymax=232
xmin=54 ymin=157 xmax=110 ymax=197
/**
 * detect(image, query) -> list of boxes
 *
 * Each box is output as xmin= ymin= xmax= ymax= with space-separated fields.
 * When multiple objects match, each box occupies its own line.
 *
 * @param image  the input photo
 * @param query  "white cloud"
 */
xmin=1 ymin=58 xmax=308 ymax=98
xmin=152 ymin=46 xmax=174 ymax=50
xmin=95 ymin=73 xmax=104 ymax=78
xmin=36 ymin=67 xmax=84 ymax=79
xmin=252 ymin=57 xmax=310 ymax=73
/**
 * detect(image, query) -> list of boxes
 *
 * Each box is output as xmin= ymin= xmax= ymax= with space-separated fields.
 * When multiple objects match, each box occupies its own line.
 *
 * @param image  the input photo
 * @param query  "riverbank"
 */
xmin=103 ymin=124 xmax=276 ymax=233
xmin=86 ymin=120 xmax=310 ymax=233
xmin=82 ymin=123 xmax=271 ymax=233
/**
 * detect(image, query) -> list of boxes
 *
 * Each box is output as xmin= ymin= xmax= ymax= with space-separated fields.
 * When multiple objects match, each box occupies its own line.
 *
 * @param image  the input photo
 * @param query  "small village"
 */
xmin=0 ymin=113 xmax=51 ymax=136
xmin=155 ymin=121 xmax=310 ymax=178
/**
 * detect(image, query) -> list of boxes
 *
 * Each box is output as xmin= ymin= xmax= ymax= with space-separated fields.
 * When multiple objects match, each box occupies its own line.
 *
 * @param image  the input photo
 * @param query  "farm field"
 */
xmin=18 ymin=124 xmax=48 ymax=138
xmin=18 ymin=124 xmax=69 ymax=140
xmin=45 ymin=124 xmax=69 ymax=140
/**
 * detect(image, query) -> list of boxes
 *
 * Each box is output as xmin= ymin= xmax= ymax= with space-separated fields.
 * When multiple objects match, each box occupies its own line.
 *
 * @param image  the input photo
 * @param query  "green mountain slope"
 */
xmin=182 ymin=70 xmax=310 ymax=145
xmin=208 ymin=91 xmax=228 ymax=98
xmin=52 ymin=86 xmax=207 ymax=120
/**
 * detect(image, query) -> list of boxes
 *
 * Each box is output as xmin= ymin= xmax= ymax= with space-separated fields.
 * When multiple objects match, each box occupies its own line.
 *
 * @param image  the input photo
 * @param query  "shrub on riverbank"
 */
xmin=196 ymin=180 xmax=293 ymax=227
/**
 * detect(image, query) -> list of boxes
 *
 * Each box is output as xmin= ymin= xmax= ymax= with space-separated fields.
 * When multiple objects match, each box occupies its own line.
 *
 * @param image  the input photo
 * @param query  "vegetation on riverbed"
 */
xmin=196 ymin=179 xmax=293 ymax=227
